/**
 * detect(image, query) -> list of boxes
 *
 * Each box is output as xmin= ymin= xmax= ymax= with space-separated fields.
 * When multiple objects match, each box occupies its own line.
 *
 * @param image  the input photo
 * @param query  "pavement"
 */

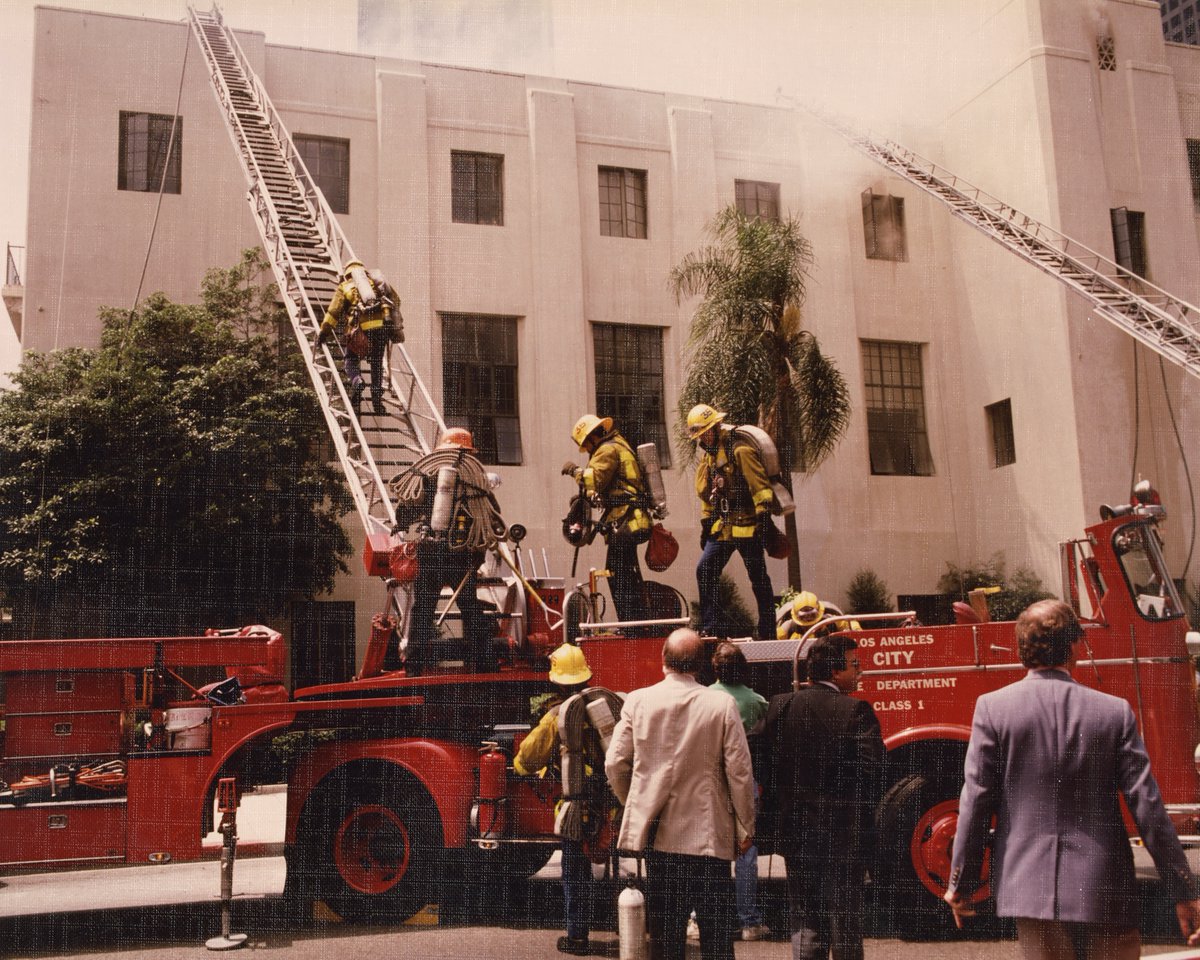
xmin=3 ymin=785 xmax=1200 ymax=959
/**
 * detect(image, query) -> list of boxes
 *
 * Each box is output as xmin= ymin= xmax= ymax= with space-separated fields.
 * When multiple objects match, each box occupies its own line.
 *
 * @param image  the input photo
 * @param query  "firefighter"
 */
xmin=688 ymin=403 xmax=778 ymax=640
xmin=316 ymin=259 xmax=403 ymax=417
xmin=395 ymin=427 xmax=498 ymax=675
xmin=562 ymin=414 xmax=651 ymax=628
xmin=513 ymin=644 xmax=619 ymax=956
xmin=776 ymin=591 xmax=861 ymax=640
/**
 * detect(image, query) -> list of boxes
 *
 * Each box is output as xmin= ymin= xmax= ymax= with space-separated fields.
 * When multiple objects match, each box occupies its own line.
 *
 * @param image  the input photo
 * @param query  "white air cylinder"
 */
xmin=636 ymin=443 xmax=668 ymax=519
xmin=347 ymin=264 xmax=377 ymax=306
xmin=429 ymin=465 xmax=459 ymax=532
xmin=618 ymin=882 xmax=647 ymax=960
xmin=585 ymin=695 xmax=617 ymax=751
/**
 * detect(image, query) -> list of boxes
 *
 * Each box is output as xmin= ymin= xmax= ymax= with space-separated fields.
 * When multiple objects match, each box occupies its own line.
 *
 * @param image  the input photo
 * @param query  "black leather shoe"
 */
xmin=556 ymin=936 xmax=589 ymax=956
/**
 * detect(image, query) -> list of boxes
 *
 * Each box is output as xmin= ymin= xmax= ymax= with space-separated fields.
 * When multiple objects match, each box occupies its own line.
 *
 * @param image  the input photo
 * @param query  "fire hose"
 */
xmin=388 ymin=449 xmax=507 ymax=551
xmin=1 ymin=759 xmax=127 ymax=805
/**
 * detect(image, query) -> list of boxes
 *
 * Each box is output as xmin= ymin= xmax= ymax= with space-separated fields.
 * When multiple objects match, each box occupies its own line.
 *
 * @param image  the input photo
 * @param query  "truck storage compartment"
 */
xmin=4 ymin=711 xmax=123 ymax=759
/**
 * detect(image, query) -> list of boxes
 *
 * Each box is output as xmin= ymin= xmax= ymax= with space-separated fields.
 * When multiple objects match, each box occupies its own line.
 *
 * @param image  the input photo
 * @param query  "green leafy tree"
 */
xmin=670 ymin=206 xmax=851 ymax=587
xmin=0 ymin=249 xmax=352 ymax=637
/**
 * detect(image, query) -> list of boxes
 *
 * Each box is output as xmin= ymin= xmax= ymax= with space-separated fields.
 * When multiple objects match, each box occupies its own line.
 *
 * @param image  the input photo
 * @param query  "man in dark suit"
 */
xmin=946 ymin=599 xmax=1200 ymax=959
xmin=758 ymin=635 xmax=884 ymax=960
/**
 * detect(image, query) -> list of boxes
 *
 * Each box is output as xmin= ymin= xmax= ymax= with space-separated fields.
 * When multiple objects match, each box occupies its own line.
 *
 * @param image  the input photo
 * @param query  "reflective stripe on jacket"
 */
xmin=694 ymin=426 xmax=775 ymax=540
xmin=321 ymin=277 xmax=389 ymax=333
xmin=582 ymin=432 xmax=651 ymax=539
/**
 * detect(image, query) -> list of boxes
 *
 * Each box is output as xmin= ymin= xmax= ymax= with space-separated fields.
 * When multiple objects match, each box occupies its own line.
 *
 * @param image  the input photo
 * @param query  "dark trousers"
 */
xmin=783 ymin=853 xmax=864 ymax=960
xmin=697 ymin=536 xmax=776 ymax=639
xmin=561 ymin=837 xmax=592 ymax=941
xmin=407 ymin=541 xmax=492 ymax=669
xmin=606 ymin=536 xmax=647 ymax=626
xmin=645 ymin=851 xmax=736 ymax=960
xmin=343 ymin=326 xmax=387 ymax=402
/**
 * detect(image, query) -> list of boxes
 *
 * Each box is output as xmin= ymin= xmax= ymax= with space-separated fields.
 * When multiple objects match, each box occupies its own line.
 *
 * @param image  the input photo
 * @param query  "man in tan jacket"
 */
xmin=606 ymin=628 xmax=756 ymax=960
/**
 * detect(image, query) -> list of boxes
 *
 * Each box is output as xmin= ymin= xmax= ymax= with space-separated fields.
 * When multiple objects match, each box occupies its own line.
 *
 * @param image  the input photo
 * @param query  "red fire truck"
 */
xmin=1 ymin=484 xmax=1197 ymax=929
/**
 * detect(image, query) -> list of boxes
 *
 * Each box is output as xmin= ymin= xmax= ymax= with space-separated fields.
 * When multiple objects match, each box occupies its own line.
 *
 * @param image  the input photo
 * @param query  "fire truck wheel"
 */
xmin=316 ymin=777 xmax=445 ymax=922
xmin=874 ymin=772 xmax=968 ymax=936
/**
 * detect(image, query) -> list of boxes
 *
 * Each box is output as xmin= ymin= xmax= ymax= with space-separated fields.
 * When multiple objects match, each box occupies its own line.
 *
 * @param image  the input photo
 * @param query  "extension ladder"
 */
xmin=187 ymin=5 xmax=447 ymax=543
xmin=807 ymin=105 xmax=1200 ymax=382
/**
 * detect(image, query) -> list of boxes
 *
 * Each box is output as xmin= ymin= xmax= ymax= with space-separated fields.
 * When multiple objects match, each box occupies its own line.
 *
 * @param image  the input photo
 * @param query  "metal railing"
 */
xmin=5 ymin=244 xmax=24 ymax=287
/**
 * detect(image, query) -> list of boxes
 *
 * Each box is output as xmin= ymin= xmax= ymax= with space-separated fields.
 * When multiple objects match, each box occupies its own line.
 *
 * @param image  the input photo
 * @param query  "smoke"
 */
xmin=1084 ymin=0 xmax=1111 ymax=38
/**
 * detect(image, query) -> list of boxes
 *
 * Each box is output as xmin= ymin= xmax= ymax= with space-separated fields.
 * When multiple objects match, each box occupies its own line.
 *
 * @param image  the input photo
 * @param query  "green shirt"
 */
xmin=710 ymin=680 xmax=767 ymax=733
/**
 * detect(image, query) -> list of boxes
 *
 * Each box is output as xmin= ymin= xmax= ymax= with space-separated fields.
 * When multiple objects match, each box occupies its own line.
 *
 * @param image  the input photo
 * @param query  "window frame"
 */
xmin=591 ymin=322 xmax=671 ymax=467
xmin=985 ymin=398 xmax=1016 ymax=469
xmin=861 ymin=339 xmax=934 ymax=477
xmin=861 ymin=189 xmax=907 ymax=262
xmin=440 ymin=313 xmax=522 ymax=465
xmin=598 ymin=166 xmax=648 ymax=239
xmin=451 ymin=151 xmax=505 ymax=226
xmin=1188 ymin=140 xmax=1200 ymax=209
xmin=294 ymin=134 xmax=351 ymax=215
xmin=1110 ymin=207 xmax=1148 ymax=279
xmin=118 ymin=110 xmax=182 ymax=194
xmin=734 ymin=179 xmax=781 ymax=221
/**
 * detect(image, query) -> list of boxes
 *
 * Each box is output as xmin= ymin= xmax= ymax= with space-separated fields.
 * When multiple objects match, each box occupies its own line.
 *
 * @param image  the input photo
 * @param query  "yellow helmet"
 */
xmin=438 ymin=427 xmax=475 ymax=451
xmin=571 ymin=414 xmax=612 ymax=450
xmin=548 ymin=642 xmax=592 ymax=685
xmin=790 ymin=591 xmax=824 ymax=627
xmin=686 ymin=403 xmax=726 ymax=440
xmin=341 ymin=258 xmax=365 ymax=277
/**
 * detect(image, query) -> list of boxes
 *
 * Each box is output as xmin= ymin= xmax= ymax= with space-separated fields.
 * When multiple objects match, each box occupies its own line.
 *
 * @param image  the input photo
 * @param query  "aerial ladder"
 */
xmin=795 ymin=103 xmax=1200 ymax=383
xmin=186 ymin=5 xmax=447 ymax=559
xmin=186 ymin=6 xmax=564 ymax=667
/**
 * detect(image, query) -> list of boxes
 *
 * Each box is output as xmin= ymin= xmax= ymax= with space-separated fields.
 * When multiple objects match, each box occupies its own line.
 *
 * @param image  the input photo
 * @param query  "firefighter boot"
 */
xmin=349 ymin=379 xmax=364 ymax=418
xmin=372 ymin=389 xmax=385 ymax=416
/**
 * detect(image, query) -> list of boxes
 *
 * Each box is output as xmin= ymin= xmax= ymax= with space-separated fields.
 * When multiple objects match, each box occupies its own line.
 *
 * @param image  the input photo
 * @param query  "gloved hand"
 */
xmin=561 ymin=461 xmax=580 ymax=479
xmin=316 ymin=326 xmax=332 ymax=347
xmin=700 ymin=519 xmax=713 ymax=549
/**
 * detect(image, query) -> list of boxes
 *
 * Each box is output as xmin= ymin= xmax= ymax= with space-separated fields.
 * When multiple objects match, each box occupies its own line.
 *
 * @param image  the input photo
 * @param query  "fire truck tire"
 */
xmin=873 ymin=772 xmax=964 ymax=936
xmin=314 ymin=776 xmax=445 ymax=922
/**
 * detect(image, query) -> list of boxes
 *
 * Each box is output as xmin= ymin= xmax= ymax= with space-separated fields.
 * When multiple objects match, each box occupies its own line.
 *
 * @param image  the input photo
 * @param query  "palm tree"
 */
xmin=670 ymin=205 xmax=851 ymax=589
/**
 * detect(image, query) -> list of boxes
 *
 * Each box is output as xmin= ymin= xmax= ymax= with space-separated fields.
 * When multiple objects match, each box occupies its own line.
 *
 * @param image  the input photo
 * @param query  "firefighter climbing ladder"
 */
xmin=186 ymin=4 xmax=446 ymax=544
xmin=804 ymin=105 xmax=1200 ymax=383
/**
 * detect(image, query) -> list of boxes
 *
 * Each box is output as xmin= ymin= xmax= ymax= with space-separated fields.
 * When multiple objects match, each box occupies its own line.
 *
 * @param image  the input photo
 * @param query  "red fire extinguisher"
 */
xmin=475 ymin=740 xmax=508 ymax=839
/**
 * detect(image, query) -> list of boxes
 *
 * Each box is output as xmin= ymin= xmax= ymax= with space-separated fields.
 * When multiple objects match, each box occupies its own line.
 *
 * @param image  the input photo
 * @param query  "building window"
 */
xmin=599 ymin=167 xmax=647 ymax=238
xmin=735 ymin=180 xmax=780 ymax=220
xmin=592 ymin=323 xmax=671 ymax=467
xmin=294 ymin=135 xmax=350 ymax=214
xmin=861 ymin=189 xmax=907 ymax=261
xmin=118 ymin=111 xmax=181 ymax=194
xmin=862 ymin=340 xmax=933 ymax=477
xmin=1187 ymin=140 xmax=1200 ymax=208
xmin=986 ymin=399 xmax=1016 ymax=468
xmin=441 ymin=314 xmax=521 ymax=465
xmin=1111 ymin=207 xmax=1148 ymax=279
xmin=1097 ymin=36 xmax=1116 ymax=70
xmin=451 ymin=151 xmax=504 ymax=225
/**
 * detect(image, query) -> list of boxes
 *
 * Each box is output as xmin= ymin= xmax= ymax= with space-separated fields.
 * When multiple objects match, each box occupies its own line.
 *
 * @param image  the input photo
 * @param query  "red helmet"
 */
xmin=438 ymin=427 xmax=475 ymax=451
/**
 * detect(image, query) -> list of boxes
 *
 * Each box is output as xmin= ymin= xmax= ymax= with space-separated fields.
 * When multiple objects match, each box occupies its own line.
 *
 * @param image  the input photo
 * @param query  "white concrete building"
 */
xmin=15 ymin=2 xmax=1200 ymax=675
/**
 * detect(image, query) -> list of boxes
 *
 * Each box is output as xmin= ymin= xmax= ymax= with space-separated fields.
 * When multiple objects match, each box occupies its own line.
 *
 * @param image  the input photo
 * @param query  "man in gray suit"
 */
xmin=945 ymin=599 xmax=1200 ymax=958
xmin=606 ymin=628 xmax=756 ymax=960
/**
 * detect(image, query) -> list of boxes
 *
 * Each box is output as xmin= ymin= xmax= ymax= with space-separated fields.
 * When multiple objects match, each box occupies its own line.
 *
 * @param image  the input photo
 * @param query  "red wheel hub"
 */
xmin=909 ymin=798 xmax=990 ymax=904
xmin=333 ymin=804 xmax=412 ymax=894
